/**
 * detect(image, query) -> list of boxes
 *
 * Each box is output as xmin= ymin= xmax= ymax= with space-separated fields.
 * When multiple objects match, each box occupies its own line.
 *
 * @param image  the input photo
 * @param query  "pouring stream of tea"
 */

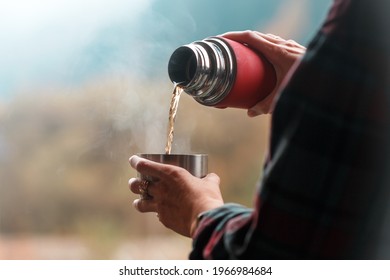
xmin=165 ymin=83 xmax=183 ymax=154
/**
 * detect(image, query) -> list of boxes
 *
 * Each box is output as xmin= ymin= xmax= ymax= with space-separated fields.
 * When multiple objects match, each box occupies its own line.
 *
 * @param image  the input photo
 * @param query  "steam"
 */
xmin=118 ymin=81 xmax=172 ymax=154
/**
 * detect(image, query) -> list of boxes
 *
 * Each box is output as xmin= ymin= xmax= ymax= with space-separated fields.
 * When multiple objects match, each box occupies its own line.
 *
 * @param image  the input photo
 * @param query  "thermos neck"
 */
xmin=167 ymin=37 xmax=236 ymax=106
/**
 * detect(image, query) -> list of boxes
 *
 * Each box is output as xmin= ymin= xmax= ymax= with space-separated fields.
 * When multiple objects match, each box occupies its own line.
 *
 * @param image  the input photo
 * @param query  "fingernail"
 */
xmin=129 ymin=155 xmax=140 ymax=168
xmin=132 ymin=199 xmax=140 ymax=210
xmin=128 ymin=178 xmax=136 ymax=186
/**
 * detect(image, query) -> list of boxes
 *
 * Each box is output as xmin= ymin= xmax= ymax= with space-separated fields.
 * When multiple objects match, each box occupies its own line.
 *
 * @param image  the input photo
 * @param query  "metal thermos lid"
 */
xmin=168 ymin=37 xmax=236 ymax=106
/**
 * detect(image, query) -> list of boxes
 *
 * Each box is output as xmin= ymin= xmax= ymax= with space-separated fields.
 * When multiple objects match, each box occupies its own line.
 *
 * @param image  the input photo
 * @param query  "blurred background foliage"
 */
xmin=0 ymin=0 xmax=331 ymax=259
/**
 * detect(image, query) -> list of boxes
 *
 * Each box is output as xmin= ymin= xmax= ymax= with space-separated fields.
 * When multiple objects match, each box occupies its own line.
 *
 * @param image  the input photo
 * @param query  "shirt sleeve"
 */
xmin=190 ymin=0 xmax=390 ymax=259
xmin=190 ymin=203 xmax=254 ymax=259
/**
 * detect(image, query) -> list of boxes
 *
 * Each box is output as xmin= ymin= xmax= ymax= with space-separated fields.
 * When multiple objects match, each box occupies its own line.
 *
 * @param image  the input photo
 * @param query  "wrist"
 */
xmin=190 ymin=211 xmax=207 ymax=238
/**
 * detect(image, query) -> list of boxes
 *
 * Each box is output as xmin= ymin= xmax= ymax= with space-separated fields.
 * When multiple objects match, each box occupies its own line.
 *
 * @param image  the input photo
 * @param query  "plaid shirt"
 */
xmin=190 ymin=0 xmax=390 ymax=259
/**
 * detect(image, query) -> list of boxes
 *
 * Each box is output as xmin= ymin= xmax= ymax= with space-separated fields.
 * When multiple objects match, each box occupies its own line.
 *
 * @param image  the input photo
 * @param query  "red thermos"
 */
xmin=167 ymin=36 xmax=276 ymax=109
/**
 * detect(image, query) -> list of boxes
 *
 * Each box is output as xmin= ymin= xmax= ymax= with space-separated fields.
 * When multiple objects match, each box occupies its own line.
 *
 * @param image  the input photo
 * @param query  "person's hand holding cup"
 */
xmin=128 ymin=154 xmax=224 ymax=237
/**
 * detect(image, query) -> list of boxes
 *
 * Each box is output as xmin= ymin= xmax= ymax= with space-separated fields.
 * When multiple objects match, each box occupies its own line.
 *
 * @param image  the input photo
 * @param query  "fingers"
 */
xmin=222 ymin=31 xmax=280 ymax=48
xmin=129 ymin=177 xmax=141 ymax=194
xmin=128 ymin=170 xmax=224 ymax=237
xmin=128 ymin=177 xmax=160 ymax=198
xmin=133 ymin=198 xmax=157 ymax=213
xmin=222 ymin=30 xmax=294 ymax=46
xmin=129 ymin=155 xmax=193 ymax=185
xmin=222 ymin=31 xmax=305 ymax=58
xmin=129 ymin=155 xmax=167 ymax=180
xmin=260 ymin=33 xmax=306 ymax=55
xmin=129 ymin=178 xmax=158 ymax=212
xmin=222 ymin=30 xmax=273 ymax=50
xmin=222 ymin=31 xmax=288 ymax=65
xmin=261 ymin=33 xmax=289 ymax=44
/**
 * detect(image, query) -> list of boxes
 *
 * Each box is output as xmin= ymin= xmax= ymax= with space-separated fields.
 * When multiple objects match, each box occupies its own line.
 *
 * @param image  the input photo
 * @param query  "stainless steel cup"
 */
xmin=138 ymin=153 xmax=208 ymax=178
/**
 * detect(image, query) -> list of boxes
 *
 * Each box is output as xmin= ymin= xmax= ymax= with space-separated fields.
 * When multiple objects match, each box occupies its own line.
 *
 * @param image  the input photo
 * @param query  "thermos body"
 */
xmin=167 ymin=36 xmax=276 ymax=109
